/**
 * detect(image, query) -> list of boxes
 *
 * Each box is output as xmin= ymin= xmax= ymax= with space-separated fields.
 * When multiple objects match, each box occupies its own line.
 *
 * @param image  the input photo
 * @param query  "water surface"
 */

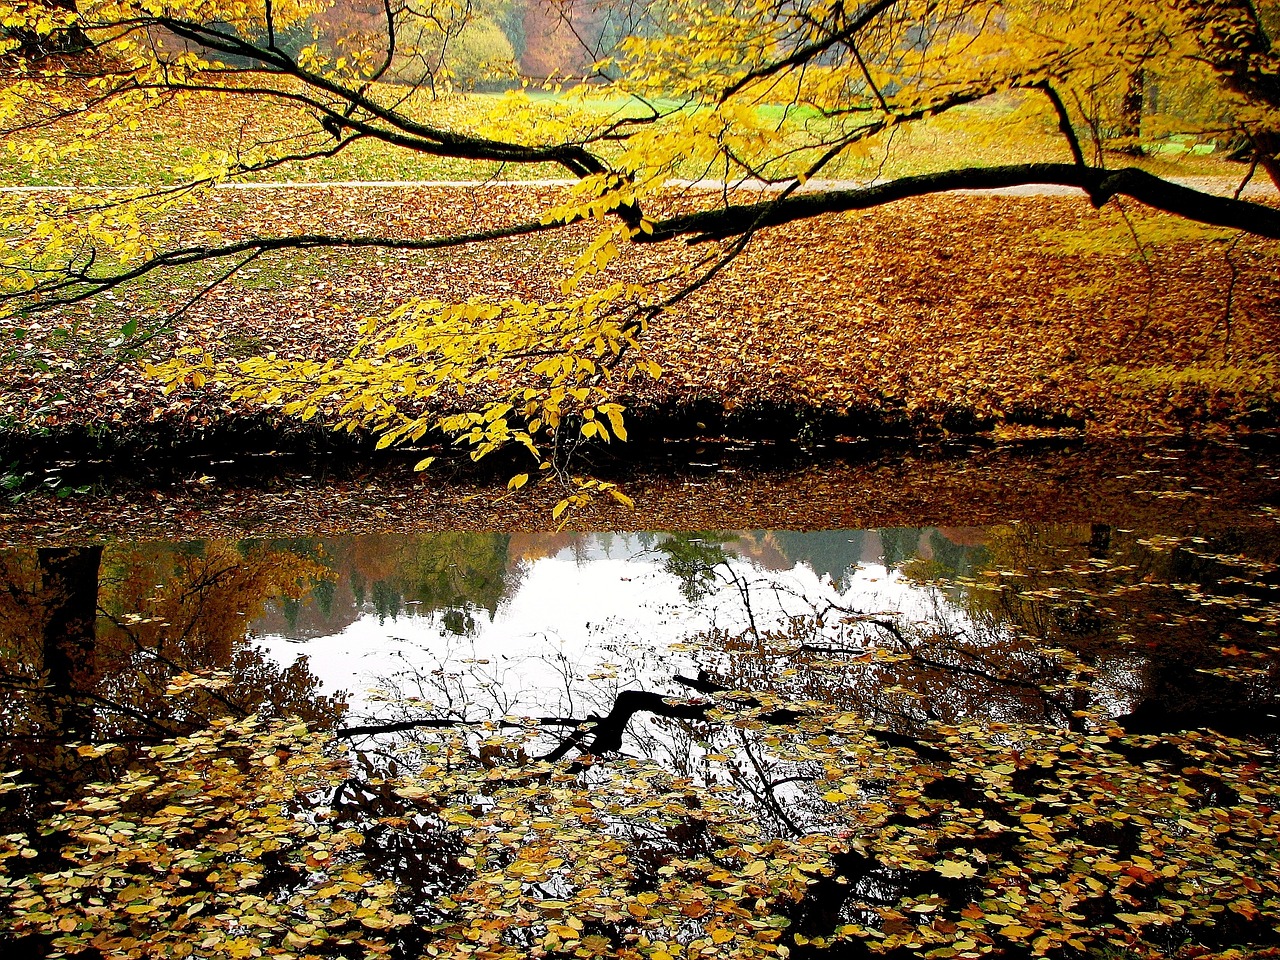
xmin=3 ymin=522 xmax=1278 ymax=959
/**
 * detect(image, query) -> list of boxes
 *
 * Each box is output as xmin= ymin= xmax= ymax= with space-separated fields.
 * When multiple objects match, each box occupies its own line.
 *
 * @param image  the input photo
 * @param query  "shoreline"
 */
xmin=3 ymin=431 xmax=1278 ymax=545
xmin=3 ymin=391 xmax=1272 ymax=484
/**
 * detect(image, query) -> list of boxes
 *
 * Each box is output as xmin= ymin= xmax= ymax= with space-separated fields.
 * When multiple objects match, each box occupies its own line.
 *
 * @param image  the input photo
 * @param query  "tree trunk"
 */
xmin=1118 ymin=69 xmax=1145 ymax=156
xmin=1247 ymin=129 xmax=1280 ymax=190
xmin=1087 ymin=524 xmax=1112 ymax=560
xmin=1184 ymin=0 xmax=1280 ymax=189
xmin=38 ymin=546 xmax=102 ymax=736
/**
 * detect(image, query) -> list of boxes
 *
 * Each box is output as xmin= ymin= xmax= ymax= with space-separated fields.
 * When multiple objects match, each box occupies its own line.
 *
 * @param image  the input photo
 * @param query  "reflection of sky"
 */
xmin=252 ymin=533 xmax=940 ymax=717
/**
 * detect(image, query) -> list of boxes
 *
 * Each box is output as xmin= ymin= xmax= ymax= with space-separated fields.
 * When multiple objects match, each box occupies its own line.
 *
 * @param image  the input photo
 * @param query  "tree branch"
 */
xmin=643 ymin=164 xmax=1280 ymax=242
xmin=11 ymin=217 xmax=566 ymax=311
xmin=719 ymin=0 xmax=901 ymax=103
xmin=151 ymin=17 xmax=612 ymax=178
xmin=1036 ymin=82 xmax=1087 ymax=169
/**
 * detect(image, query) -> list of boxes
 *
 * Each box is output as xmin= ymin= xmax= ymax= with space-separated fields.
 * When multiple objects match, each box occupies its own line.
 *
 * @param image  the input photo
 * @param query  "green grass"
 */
xmin=0 ymin=84 xmax=1249 ymax=189
xmin=1034 ymin=217 xmax=1243 ymax=257
xmin=1106 ymin=357 xmax=1280 ymax=392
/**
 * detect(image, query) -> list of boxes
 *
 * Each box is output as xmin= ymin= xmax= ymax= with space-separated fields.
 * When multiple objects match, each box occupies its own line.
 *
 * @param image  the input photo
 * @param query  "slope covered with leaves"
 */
xmin=3 ymin=184 xmax=1277 ymax=455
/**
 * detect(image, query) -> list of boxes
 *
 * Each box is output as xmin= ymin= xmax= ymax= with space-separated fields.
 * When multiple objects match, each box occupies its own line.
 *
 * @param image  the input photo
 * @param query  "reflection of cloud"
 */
xmin=252 ymin=533 xmax=942 ymax=719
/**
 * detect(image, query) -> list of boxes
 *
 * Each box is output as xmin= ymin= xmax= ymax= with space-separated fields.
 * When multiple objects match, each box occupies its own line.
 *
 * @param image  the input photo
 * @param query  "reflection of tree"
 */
xmin=320 ymin=530 xmax=1280 ymax=960
xmin=698 ymin=524 xmax=1280 ymax=745
xmin=613 ymin=523 xmax=1280 ymax=856
xmin=879 ymin=527 xmax=924 ymax=571
xmin=38 ymin=547 xmax=102 ymax=739
xmin=96 ymin=540 xmax=343 ymax=722
xmin=950 ymin=524 xmax=1280 ymax=733
xmin=7 ymin=524 xmax=1277 ymax=960
xmin=387 ymin=533 xmax=510 ymax=616
xmin=335 ymin=522 xmax=1280 ymax=828
xmin=312 ymin=576 xmax=337 ymax=618
xmin=267 ymin=533 xmax=515 ymax=635
xmin=656 ymin=534 xmax=733 ymax=602
xmin=507 ymin=531 xmax=581 ymax=565
xmin=673 ymin=526 xmax=1280 ymax=946
xmin=0 ymin=540 xmax=347 ymax=828
xmin=0 ymin=548 xmax=105 ymax=814
xmin=770 ymin=531 xmax=868 ymax=587
xmin=372 ymin=577 xmax=403 ymax=622
xmin=56 ymin=522 xmax=1263 ymax=960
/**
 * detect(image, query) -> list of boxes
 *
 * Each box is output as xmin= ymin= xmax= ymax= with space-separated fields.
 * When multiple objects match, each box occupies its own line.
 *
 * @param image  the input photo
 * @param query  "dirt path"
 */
xmin=1 ymin=174 xmax=1273 ymax=196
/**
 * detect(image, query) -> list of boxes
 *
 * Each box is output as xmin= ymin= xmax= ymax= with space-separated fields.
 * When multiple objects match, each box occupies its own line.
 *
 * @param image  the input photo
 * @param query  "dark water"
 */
xmin=2 ymin=523 xmax=1279 ymax=957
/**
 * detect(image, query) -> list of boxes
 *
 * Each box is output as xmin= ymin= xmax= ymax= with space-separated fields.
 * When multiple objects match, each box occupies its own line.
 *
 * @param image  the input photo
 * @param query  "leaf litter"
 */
xmin=3 ymin=184 xmax=1276 ymax=449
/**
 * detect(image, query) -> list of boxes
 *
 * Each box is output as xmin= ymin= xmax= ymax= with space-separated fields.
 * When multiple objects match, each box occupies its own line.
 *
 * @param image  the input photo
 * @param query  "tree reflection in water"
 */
xmin=0 ymin=542 xmax=346 ymax=821
xmin=1 ymin=525 xmax=1278 ymax=960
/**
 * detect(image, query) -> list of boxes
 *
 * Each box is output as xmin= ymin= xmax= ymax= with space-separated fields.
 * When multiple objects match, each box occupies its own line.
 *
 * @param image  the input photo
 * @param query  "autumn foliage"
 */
xmin=0 ymin=0 xmax=1275 ymax=509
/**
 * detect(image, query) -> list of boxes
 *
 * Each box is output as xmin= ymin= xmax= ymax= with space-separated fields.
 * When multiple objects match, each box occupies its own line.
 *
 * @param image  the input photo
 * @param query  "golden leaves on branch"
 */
xmin=150 ymin=278 xmax=660 ymax=503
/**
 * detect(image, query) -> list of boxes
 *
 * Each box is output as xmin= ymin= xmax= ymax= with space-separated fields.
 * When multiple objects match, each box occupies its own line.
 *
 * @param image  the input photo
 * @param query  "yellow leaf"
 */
xmin=935 ymin=860 xmax=978 ymax=879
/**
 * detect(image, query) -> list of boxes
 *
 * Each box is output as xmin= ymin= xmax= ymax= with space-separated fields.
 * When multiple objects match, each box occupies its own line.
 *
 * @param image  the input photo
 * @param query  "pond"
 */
xmin=2 ymin=492 xmax=1279 ymax=960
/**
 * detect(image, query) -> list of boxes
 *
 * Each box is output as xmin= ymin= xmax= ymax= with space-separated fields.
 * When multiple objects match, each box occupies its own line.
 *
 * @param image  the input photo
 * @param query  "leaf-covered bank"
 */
xmin=3 ymin=188 xmax=1278 ymax=471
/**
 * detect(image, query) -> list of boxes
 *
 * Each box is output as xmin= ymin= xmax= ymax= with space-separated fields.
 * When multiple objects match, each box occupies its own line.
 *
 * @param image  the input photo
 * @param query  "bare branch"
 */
xmin=644 ymin=165 xmax=1280 ymax=243
xmin=11 ymin=218 xmax=566 ymax=312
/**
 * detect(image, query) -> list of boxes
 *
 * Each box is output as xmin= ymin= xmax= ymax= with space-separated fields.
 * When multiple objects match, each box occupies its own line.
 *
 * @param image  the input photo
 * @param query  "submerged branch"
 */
xmin=338 ymin=716 xmax=584 ymax=738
